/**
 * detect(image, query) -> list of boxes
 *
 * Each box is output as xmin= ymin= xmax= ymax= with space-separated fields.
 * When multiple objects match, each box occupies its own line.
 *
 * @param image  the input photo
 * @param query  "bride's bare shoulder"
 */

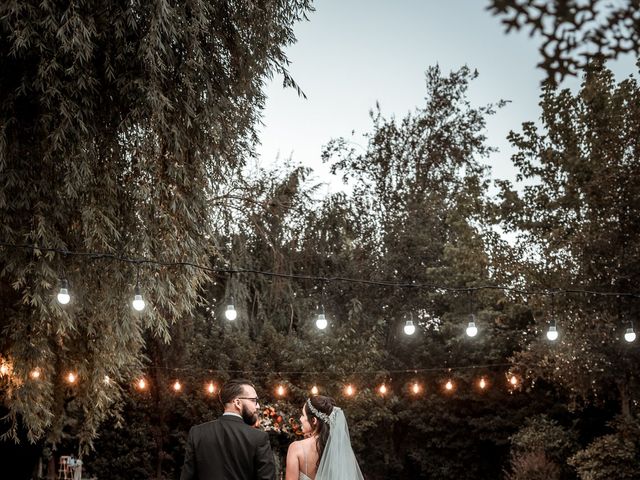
xmin=288 ymin=436 xmax=315 ymax=451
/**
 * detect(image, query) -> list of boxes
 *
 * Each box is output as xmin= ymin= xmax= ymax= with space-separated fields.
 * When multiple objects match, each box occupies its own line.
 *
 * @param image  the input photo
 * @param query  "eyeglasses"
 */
xmin=236 ymin=397 xmax=259 ymax=405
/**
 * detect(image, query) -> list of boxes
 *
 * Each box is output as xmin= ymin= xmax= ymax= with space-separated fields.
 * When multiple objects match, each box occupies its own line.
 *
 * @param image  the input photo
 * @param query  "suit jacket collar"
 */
xmin=220 ymin=414 xmax=244 ymax=423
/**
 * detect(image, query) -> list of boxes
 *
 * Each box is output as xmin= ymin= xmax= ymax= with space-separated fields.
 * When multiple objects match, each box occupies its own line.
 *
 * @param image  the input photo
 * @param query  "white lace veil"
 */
xmin=315 ymin=407 xmax=364 ymax=480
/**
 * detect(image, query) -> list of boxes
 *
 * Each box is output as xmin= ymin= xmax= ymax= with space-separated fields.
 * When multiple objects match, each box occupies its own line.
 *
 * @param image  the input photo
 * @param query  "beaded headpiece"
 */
xmin=306 ymin=398 xmax=330 ymax=424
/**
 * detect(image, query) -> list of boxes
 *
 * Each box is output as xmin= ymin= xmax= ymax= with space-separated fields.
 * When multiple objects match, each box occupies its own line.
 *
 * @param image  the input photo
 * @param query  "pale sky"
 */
xmin=256 ymin=1 xmax=637 ymax=194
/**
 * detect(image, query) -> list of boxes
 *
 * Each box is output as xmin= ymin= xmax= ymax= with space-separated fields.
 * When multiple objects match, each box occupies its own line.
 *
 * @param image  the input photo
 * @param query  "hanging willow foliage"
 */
xmin=0 ymin=0 xmax=312 ymax=446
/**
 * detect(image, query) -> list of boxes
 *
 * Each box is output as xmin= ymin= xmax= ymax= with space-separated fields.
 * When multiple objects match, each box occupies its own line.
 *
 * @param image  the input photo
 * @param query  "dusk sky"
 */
xmin=256 ymin=0 xmax=637 ymax=194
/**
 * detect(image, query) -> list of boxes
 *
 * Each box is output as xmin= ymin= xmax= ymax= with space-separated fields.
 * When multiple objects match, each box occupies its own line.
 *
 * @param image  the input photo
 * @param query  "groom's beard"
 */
xmin=241 ymin=405 xmax=259 ymax=426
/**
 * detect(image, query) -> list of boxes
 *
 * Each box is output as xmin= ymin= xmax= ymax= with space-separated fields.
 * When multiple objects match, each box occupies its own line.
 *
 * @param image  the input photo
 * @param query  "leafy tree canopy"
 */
xmin=0 ymin=0 xmax=312 ymax=445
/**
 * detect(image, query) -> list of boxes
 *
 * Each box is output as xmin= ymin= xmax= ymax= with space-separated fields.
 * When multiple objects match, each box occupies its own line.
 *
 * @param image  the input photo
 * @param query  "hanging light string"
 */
xmin=1 ymin=241 xmax=639 ymax=298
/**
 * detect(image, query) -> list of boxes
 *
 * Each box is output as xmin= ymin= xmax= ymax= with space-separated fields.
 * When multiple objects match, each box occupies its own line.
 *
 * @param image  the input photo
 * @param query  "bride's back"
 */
xmin=297 ymin=436 xmax=320 ymax=480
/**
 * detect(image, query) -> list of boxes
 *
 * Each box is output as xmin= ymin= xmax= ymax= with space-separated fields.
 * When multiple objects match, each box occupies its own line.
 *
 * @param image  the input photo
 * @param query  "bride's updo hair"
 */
xmin=305 ymin=395 xmax=336 ymax=467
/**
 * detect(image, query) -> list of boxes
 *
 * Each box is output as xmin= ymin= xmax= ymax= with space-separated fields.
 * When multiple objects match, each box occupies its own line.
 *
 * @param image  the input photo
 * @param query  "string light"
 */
xmin=479 ymin=377 xmax=487 ymax=390
xmin=546 ymin=294 xmax=558 ymax=341
xmin=466 ymin=315 xmax=478 ymax=337
xmin=30 ymin=368 xmax=41 ymax=380
xmin=311 ymin=385 xmax=319 ymax=395
xmin=546 ymin=322 xmax=559 ymax=341
xmin=173 ymin=380 xmax=182 ymax=392
xmin=225 ymin=296 xmax=237 ymax=321
xmin=66 ymin=372 xmax=77 ymax=384
xmin=378 ymin=384 xmax=388 ymax=395
xmin=411 ymin=382 xmax=421 ymax=394
xmin=1 ymin=242 xmax=636 ymax=348
xmin=509 ymin=375 xmax=518 ymax=386
xmin=207 ymin=382 xmax=216 ymax=394
xmin=132 ymin=285 xmax=146 ymax=311
xmin=466 ymin=292 xmax=478 ymax=337
xmin=344 ymin=384 xmax=355 ymax=396
xmin=315 ymin=305 xmax=328 ymax=330
xmin=276 ymin=385 xmax=286 ymax=397
xmin=136 ymin=378 xmax=147 ymax=390
xmin=403 ymin=320 xmax=416 ymax=336
xmin=445 ymin=380 xmax=454 ymax=391
xmin=0 ymin=361 xmax=11 ymax=376
xmin=57 ymin=279 xmax=71 ymax=305
xmin=624 ymin=322 xmax=636 ymax=343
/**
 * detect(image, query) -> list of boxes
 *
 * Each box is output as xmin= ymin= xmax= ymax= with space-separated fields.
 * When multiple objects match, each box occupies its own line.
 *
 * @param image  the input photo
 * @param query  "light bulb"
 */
xmin=207 ymin=382 xmax=216 ymax=394
xmin=30 ymin=368 xmax=41 ymax=380
xmin=479 ymin=378 xmax=487 ymax=389
xmin=510 ymin=375 xmax=518 ymax=386
xmin=625 ymin=327 xmax=636 ymax=343
xmin=379 ymin=384 xmax=387 ymax=395
xmin=311 ymin=385 xmax=319 ymax=395
xmin=276 ymin=385 xmax=285 ymax=397
xmin=66 ymin=372 xmax=77 ymax=384
xmin=466 ymin=318 xmax=478 ymax=337
xmin=57 ymin=279 xmax=70 ymax=305
xmin=225 ymin=303 xmax=237 ymax=321
xmin=411 ymin=382 xmax=420 ymax=394
xmin=173 ymin=381 xmax=182 ymax=392
xmin=404 ymin=320 xmax=416 ymax=335
xmin=132 ymin=286 xmax=145 ymax=311
xmin=0 ymin=362 xmax=10 ymax=376
xmin=137 ymin=378 xmax=146 ymax=390
xmin=316 ymin=312 xmax=328 ymax=330
xmin=445 ymin=380 xmax=453 ymax=391
xmin=345 ymin=384 xmax=354 ymax=396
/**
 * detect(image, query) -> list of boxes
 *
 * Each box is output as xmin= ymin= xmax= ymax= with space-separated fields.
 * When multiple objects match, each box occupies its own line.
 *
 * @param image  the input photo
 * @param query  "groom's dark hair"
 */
xmin=220 ymin=378 xmax=255 ymax=405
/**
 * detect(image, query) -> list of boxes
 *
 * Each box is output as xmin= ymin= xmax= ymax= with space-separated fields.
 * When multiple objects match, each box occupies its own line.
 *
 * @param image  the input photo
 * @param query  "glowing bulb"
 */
xmin=0 ymin=363 xmax=9 ymax=376
xmin=379 ymin=384 xmax=387 ymax=395
xmin=411 ymin=382 xmax=420 ymax=394
xmin=57 ymin=279 xmax=70 ymax=305
xmin=546 ymin=324 xmax=558 ymax=341
xmin=30 ymin=368 xmax=41 ymax=380
xmin=66 ymin=372 xmax=77 ymax=384
xmin=479 ymin=378 xmax=487 ymax=389
xmin=311 ymin=385 xmax=319 ymax=395
xmin=315 ymin=313 xmax=328 ymax=330
xmin=445 ymin=380 xmax=453 ymax=391
xmin=173 ymin=380 xmax=182 ymax=392
xmin=403 ymin=320 xmax=416 ymax=335
xmin=207 ymin=382 xmax=216 ymax=394
xmin=276 ymin=385 xmax=285 ymax=397
xmin=625 ymin=327 xmax=636 ymax=343
xmin=132 ymin=286 xmax=145 ymax=311
xmin=510 ymin=375 xmax=518 ymax=386
xmin=466 ymin=320 xmax=478 ymax=337
xmin=345 ymin=384 xmax=354 ymax=396
xmin=225 ymin=301 xmax=237 ymax=321
xmin=137 ymin=378 xmax=146 ymax=390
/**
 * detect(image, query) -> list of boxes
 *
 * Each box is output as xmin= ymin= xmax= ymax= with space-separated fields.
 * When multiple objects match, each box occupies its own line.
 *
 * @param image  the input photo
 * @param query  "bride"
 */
xmin=285 ymin=395 xmax=364 ymax=480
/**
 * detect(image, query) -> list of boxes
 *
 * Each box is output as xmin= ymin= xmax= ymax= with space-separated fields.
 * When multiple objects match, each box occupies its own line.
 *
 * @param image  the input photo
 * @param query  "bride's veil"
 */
xmin=315 ymin=407 xmax=364 ymax=480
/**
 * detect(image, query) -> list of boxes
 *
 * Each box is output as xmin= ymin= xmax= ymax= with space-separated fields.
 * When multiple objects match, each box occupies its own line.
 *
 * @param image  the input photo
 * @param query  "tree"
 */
xmin=0 ymin=0 xmax=312 ymax=446
xmin=487 ymin=0 xmax=640 ymax=84
xmin=497 ymin=63 xmax=640 ymax=419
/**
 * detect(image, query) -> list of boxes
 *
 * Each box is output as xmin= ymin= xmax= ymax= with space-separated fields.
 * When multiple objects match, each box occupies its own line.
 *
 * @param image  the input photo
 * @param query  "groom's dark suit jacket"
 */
xmin=180 ymin=414 xmax=275 ymax=480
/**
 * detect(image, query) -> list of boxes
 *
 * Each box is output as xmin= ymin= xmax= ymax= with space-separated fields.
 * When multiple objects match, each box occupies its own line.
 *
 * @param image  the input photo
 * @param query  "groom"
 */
xmin=180 ymin=379 xmax=275 ymax=480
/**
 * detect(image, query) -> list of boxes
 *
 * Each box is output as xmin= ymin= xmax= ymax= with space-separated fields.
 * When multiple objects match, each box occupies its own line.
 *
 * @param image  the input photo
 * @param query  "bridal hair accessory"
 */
xmin=306 ymin=398 xmax=331 ymax=424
